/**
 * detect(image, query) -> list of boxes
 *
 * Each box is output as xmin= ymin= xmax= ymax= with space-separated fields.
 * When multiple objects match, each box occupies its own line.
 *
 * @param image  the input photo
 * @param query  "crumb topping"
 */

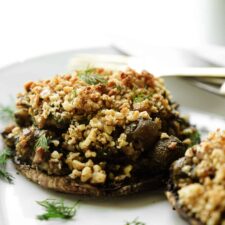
xmin=4 ymin=68 xmax=197 ymax=186
xmin=173 ymin=130 xmax=225 ymax=225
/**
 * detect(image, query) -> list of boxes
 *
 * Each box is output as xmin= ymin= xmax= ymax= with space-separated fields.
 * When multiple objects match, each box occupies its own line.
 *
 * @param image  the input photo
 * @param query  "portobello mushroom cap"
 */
xmin=2 ymin=68 xmax=198 ymax=196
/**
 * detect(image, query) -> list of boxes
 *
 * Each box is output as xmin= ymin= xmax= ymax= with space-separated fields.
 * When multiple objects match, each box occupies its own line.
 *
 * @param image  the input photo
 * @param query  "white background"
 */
xmin=0 ymin=0 xmax=225 ymax=68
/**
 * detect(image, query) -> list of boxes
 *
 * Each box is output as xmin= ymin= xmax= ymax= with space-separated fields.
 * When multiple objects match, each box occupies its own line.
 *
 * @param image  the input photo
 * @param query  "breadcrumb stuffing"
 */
xmin=5 ymin=67 xmax=197 ymax=186
xmin=173 ymin=130 xmax=225 ymax=225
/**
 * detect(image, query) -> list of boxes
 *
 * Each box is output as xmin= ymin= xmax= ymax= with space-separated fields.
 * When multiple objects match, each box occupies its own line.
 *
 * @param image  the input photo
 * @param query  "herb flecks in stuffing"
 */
xmin=77 ymin=68 xmax=107 ymax=85
xmin=133 ymin=93 xmax=152 ymax=103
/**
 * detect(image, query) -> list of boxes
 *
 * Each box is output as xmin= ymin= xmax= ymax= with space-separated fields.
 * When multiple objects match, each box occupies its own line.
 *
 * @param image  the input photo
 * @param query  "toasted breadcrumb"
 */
xmin=173 ymin=130 xmax=225 ymax=225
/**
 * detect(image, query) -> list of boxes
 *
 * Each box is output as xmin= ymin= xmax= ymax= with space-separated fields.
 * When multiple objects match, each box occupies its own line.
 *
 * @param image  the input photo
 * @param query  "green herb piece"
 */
xmin=37 ymin=199 xmax=79 ymax=220
xmin=0 ymin=148 xmax=14 ymax=183
xmin=133 ymin=93 xmax=151 ymax=103
xmin=116 ymin=85 xmax=124 ymax=91
xmin=0 ymin=168 xmax=14 ymax=183
xmin=125 ymin=218 xmax=146 ymax=225
xmin=34 ymin=133 xmax=49 ymax=151
xmin=0 ymin=148 xmax=12 ymax=165
xmin=190 ymin=130 xmax=201 ymax=145
xmin=68 ymin=89 xmax=77 ymax=101
xmin=77 ymin=68 xmax=107 ymax=85
xmin=81 ymin=68 xmax=96 ymax=74
xmin=79 ymin=73 xmax=107 ymax=85
xmin=0 ymin=104 xmax=14 ymax=121
xmin=72 ymin=89 xmax=77 ymax=97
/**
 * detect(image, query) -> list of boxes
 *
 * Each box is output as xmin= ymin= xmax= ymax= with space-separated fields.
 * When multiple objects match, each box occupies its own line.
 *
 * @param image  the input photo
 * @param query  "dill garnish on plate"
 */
xmin=36 ymin=199 xmax=79 ymax=220
xmin=125 ymin=218 xmax=146 ymax=225
xmin=0 ymin=100 xmax=15 ymax=183
xmin=0 ymin=148 xmax=14 ymax=183
xmin=0 ymin=104 xmax=14 ymax=121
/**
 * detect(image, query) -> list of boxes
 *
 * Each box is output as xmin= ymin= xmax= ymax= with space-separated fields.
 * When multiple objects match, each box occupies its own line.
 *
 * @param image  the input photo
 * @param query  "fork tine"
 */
xmin=187 ymin=78 xmax=225 ymax=96
xmin=193 ymin=77 xmax=225 ymax=86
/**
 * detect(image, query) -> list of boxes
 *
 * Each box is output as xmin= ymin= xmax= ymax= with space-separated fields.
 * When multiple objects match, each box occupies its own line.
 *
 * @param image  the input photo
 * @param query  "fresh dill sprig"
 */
xmin=0 ymin=148 xmax=14 ymax=183
xmin=77 ymin=68 xmax=107 ymax=85
xmin=37 ymin=199 xmax=79 ymax=220
xmin=0 ymin=148 xmax=12 ymax=165
xmin=0 ymin=104 xmax=15 ymax=121
xmin=125 ymin=218 xmax=146 ymax=225
xmin=0 ymin=168 xmax=14 ymax=183
xmin=34 ymin=133 xmax=49 ymax=151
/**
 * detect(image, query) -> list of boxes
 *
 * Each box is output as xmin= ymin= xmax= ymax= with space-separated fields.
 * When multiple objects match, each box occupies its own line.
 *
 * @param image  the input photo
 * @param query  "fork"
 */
xmin=68 ymin=54 xmax=225 ymax=96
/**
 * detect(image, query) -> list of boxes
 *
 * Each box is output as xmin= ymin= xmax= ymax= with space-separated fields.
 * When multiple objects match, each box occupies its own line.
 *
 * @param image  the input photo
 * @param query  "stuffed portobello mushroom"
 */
xmin=2 ymin=67 xmax=199 ymax=196
xmin=167 ymin=130 xmax=225 ymax=225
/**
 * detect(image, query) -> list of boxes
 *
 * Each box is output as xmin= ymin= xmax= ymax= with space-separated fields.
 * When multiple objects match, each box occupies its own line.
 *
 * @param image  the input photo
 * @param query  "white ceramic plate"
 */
xmin=0 ymin=49 xmax=225 ymax=225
